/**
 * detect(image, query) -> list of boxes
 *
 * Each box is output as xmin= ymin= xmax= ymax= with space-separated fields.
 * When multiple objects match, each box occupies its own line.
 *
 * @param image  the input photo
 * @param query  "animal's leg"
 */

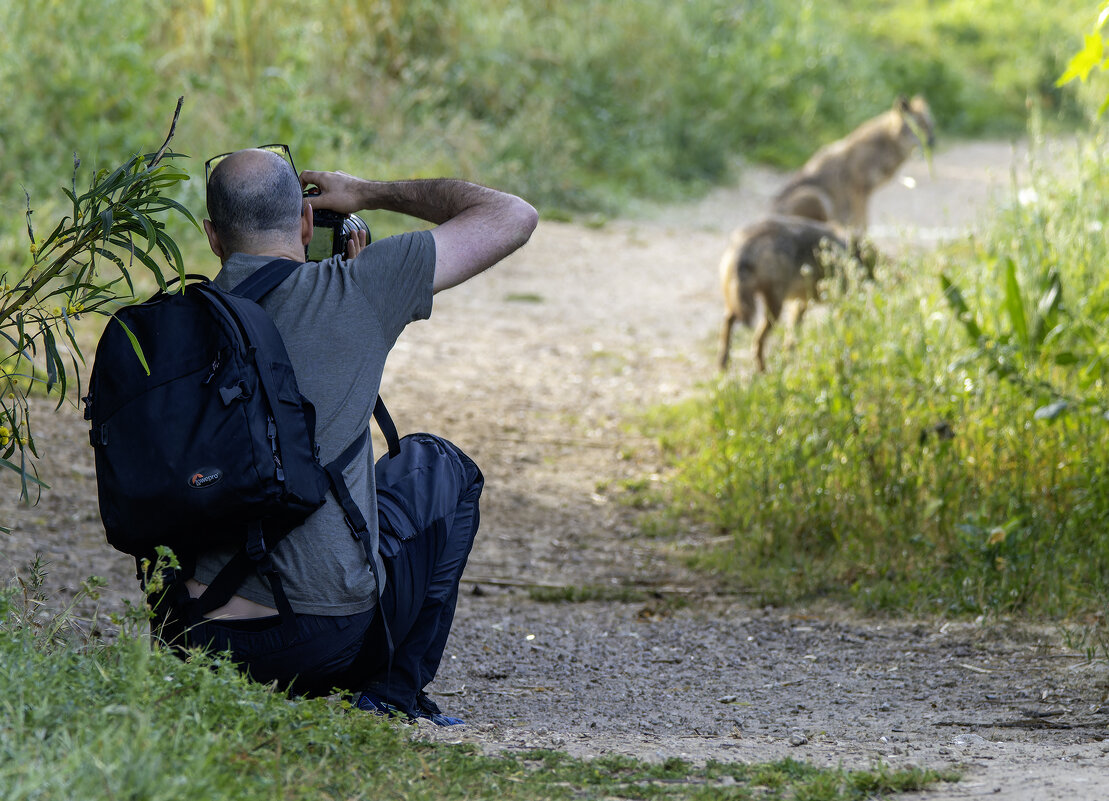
xmin=754 ymin=290 xmax=789 ymax=370
xmin=718 ymin=311 xmax=736 ymax=370
xmin=753 ymin=297 xmax=781 ymax=373
xmin=783 ymin=300 xmax=808 ymax=351
xmin=753 ymin=315 xmax=772 ymax=372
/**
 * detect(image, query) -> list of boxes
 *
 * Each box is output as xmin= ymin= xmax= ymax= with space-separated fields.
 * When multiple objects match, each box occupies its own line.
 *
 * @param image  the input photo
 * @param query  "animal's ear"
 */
xmin=895 ymin=95 xmax=911 ymax=114
xmin=909 ymin=94 xmax=927 ymax=112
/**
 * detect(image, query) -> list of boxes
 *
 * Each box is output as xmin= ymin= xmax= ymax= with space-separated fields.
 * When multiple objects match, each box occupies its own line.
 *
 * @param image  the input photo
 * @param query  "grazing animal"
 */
xmin=771 ymin=95 xmax=935 ymax=232
xmin=717 ymin=215 xmax=875 ymax=372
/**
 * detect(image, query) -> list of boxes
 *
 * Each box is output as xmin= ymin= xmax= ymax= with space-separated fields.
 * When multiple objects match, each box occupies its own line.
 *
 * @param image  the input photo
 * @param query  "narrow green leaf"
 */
xmin=114 ymin=318 xmax=150 ymax=376
xmin=157 ymin=232 xmax=186 ymax=275
xmin=146 ymin=198 xmax=200 ymax=228
xmin=126 ymin=245 xmax=164 ymax=276
xmin=42 ymin=326 xmax=59 ymax=393
xmin=0 ymin=330 xmax=34 ymax=361
xmin=940 ymin=273 xmax=982 ymax=342
xmin=67 ymin=348 xmax=84 ymax=404
xmin=0 ymin=458 xmax=49 ymax=489
xmin=99 ymin=208 xmax=114 ymax=241
xmin=1002 ymin=257 xmax=1029 ymax=348
xmin=1031 ymin=273 xmax=1062 ymax=347
xmin=1056 ymin=32 xmax=1104 ymax=86
xmin=93 ymin=247 xmax=127 ymax=271
xmin=119 ymin=266 xmax=136 ymax=298
xmin=119 ymin=201 xmax=155 ymax=236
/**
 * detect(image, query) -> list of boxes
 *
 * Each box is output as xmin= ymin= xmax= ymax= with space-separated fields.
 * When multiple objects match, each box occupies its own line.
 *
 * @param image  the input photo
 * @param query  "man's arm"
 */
xmin=300 ymin=172 xmax=538 ymax=293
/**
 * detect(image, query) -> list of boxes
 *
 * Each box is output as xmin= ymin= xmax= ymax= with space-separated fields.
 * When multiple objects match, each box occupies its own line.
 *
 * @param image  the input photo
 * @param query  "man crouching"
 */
xmin=175 ymin=148 xmax=536 ymax=725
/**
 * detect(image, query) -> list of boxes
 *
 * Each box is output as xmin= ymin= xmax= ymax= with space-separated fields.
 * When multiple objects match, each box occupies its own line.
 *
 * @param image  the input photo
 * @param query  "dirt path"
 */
xmin=3 ymin=138 xmax=1107 ymax=798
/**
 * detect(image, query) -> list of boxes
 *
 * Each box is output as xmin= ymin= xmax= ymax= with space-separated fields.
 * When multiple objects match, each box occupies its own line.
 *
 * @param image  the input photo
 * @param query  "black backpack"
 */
xmin=85 ymin=259 xmax=397 ymax=634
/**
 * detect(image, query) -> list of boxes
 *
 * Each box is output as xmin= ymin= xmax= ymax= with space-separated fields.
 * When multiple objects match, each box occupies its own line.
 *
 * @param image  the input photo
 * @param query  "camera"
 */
xmin=304 ymin=191 xmax=372 ymax=262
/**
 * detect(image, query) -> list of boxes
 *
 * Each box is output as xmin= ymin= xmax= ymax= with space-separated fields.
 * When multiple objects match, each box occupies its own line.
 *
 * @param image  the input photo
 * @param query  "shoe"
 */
xmin=355 ymin=690 xmax=464 ymax=727
xmin=415 ymin=691 xmax=465 ymax=726
xmin=354 ymin=691 xmax=410 ymax=720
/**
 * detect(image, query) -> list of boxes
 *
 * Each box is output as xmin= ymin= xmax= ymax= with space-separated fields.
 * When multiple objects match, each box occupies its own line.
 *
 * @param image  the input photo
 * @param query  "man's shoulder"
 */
xmin=352 ymin=230 xmax=435 ymax=271
xmin=349 ymin=230 xmax=436 ymax=295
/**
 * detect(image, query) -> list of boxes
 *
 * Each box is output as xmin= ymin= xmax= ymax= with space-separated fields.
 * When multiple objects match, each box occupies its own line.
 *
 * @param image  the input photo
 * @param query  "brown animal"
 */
xmin=771 ymin=95 xmax=934 ymax=232
xmin=717 ymin=215 xmax=874 ymax=372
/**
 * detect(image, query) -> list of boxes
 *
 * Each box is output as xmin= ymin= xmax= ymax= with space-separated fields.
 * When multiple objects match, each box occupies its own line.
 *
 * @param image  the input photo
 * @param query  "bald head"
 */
xmin=205 ymin=148 xmax=304 ymax=256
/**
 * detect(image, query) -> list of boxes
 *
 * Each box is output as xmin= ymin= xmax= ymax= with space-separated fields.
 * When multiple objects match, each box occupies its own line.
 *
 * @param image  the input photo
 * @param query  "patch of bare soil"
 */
xmin=3 ymin=138 xmax=1107 ymax=799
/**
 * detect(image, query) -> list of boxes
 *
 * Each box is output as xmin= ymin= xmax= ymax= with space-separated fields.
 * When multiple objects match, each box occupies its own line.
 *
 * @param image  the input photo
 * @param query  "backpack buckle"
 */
xmin=344 ymin=514 xmax=368 ymax=539
xmin=246 ymin=536 xmax=266 ymax=560
xmin=219 ymin=381 xmax=250 ymax=405
xmin=245 ymin=521 xmax=267 ymax=561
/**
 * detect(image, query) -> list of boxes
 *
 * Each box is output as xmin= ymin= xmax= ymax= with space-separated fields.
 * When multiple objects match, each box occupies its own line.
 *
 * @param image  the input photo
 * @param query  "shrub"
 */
xmin=643 ymin=131 xmax=1109 ymax=618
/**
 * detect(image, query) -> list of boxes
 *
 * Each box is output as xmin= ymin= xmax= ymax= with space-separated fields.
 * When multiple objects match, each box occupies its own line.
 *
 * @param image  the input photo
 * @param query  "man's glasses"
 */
xmin=204 ymin=143 xmax=297 ymax=184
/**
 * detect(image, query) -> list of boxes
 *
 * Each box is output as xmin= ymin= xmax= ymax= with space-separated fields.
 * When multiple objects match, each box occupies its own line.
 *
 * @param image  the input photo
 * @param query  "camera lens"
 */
xmin=344 ymin=214 xmax=371 ymax=245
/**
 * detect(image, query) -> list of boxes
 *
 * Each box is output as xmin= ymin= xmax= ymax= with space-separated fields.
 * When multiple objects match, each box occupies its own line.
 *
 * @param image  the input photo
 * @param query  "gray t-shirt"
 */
xmin=192 ymin=231 xmax=435 ymax=616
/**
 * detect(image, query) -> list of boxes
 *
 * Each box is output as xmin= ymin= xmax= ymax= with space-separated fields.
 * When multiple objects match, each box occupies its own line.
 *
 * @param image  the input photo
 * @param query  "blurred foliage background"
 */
xmin=0 ymin=0 xmax=1091 ymax=233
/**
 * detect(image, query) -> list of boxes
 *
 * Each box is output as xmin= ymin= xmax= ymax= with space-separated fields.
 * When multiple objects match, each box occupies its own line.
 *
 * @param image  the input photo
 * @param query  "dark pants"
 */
xmin=180 ymin=433 xmax=483 ymax=709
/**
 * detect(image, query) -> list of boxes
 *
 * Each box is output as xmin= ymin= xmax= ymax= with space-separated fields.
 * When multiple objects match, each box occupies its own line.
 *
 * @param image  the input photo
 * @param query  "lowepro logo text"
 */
xmin=188 ymin=468 xmax=223 ymax=489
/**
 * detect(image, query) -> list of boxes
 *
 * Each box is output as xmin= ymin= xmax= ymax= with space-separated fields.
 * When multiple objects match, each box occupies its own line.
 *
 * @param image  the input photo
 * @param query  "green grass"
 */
xmin=504 ymin=292 xmax=545 ymax=304
xmin=0 ymin=570 xmax=954 ymax=800
xmin=637 ymin=128 xmax=1109 ymax=622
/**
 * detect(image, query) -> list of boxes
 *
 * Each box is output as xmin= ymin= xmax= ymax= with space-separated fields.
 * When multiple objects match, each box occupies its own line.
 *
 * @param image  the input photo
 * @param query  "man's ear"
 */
xmin=203 ymin=219 xmax=226 ymax=260
xmin=300 ymin=200 xmax=314 ymax=248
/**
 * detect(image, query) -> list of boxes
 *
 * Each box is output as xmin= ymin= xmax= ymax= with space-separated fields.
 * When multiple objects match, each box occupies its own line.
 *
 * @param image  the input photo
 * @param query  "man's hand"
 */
xmin=300 ymin=170 xmax=538 ymax=292
xmin=345 ymin=226 xmax=369 ymax=259
xmin=300 ymin=170 xmax=365 ymax=215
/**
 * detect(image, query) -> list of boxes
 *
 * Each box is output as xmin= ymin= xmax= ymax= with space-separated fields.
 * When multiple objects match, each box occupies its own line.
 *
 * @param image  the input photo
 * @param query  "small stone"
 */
xmin=953 ymin=733 xmax=990 ymax=747
xmin=789 ymin=732 xmax=808 ymax=746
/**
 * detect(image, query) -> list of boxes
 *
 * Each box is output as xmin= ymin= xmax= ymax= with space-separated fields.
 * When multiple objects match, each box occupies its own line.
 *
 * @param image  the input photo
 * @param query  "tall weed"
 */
xmin=645 ymin=131 xmax=1109 ymax=618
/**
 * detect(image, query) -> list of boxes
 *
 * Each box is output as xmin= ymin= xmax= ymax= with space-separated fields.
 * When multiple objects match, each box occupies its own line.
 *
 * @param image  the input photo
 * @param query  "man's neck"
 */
xmin=225 ymin=246 xmax=304 ymax=264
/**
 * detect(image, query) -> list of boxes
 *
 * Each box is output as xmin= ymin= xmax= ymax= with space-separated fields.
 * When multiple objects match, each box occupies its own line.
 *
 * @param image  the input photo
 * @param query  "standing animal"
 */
xmin=717 ymin=215 xmax=874 ymax=372
xmin=771 ymin=95 xmax=934 ymax=232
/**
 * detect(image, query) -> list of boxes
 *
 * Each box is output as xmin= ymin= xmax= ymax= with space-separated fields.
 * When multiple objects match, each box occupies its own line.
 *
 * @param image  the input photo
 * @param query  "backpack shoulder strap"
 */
xmin=229 ymin=258 xmax=304 ymax=301
xmin=373 ymin=397 xmax=401 ymax=458
xmin=232 ymin=259 xmax=402 ymax=458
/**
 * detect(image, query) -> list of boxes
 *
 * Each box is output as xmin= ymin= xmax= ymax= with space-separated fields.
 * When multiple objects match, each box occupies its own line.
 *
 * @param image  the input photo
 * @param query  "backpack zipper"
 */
xmin=267 ymin=417 xmax=285 ymax=482
xmin=202 ymin=350 xmax=223 ymax=385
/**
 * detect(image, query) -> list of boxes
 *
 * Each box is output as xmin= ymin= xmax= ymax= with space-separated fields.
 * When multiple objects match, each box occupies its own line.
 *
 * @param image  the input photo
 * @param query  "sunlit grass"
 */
xmin=0 ymin=567 xmax=955 ymax=800
xmin=639 ymin=132 xmax=1109 ymax=622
